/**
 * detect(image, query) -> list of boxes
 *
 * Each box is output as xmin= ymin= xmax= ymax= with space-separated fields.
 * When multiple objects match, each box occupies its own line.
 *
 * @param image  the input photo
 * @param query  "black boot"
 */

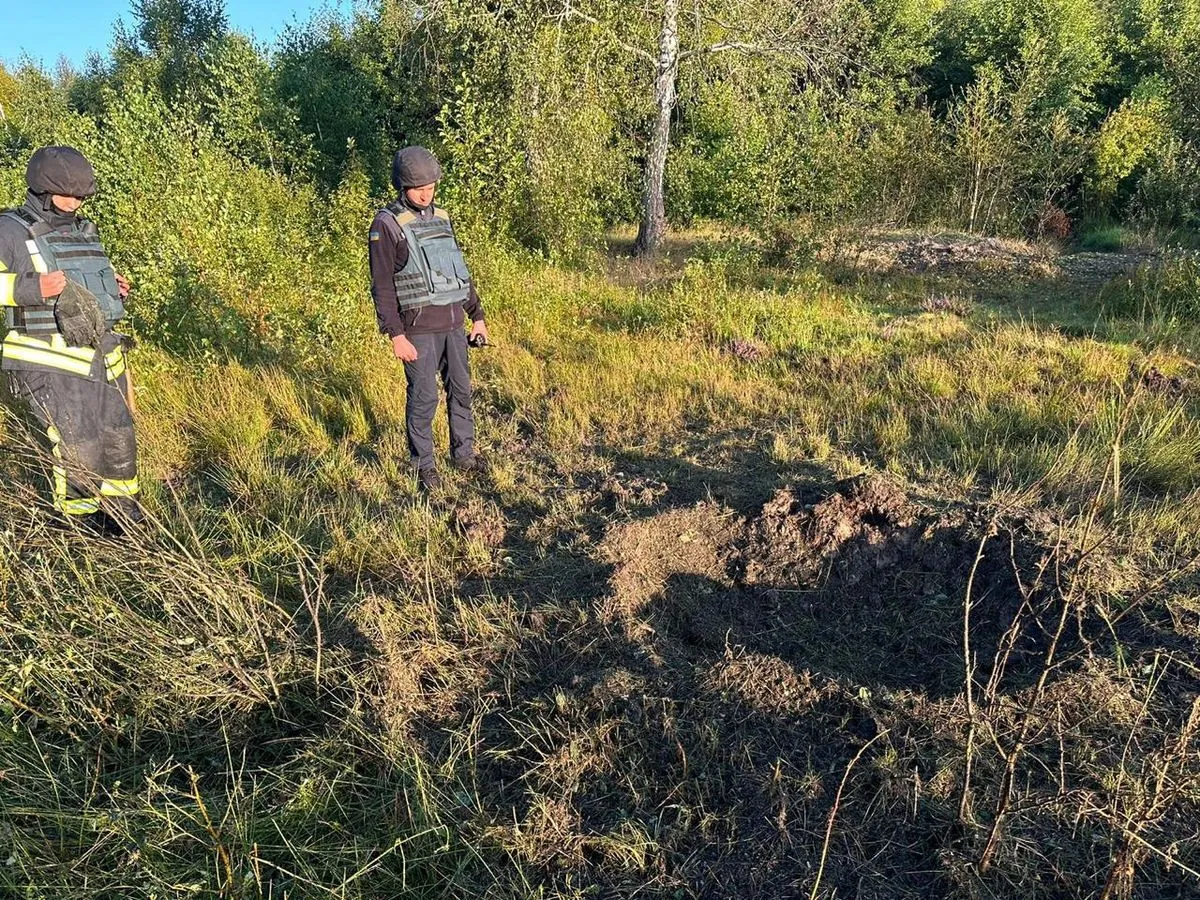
xmin=102 ymin=498 xmax=145 ymax=537
xmin=452 ymin=453 xmax=490 ymax=476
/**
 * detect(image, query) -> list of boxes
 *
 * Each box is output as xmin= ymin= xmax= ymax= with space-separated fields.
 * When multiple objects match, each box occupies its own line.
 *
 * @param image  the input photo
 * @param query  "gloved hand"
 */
xmin=54 ymin=279 xmax=105 ymax=348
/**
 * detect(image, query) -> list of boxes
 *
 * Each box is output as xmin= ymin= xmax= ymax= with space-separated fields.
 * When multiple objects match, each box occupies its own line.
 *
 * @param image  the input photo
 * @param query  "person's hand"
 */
xmin=114 ymin=272 xmax=131 ymax=299
xmin=39 ymin=271 xmax=67 ymax=299
xmin=469 ymin=320 xmax=488 ymax=343
xmin=392 ymin=334 xmax=419 ymax=362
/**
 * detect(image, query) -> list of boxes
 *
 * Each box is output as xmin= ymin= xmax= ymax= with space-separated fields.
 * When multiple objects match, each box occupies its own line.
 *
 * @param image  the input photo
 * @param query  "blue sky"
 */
xmin=2 ymin=1 xmax=358 ymax=70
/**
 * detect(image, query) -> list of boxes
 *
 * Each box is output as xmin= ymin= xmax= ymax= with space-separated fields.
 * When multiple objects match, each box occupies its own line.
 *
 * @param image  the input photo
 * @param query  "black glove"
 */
xmin=55 ymin=280 xmax=105 ymax=348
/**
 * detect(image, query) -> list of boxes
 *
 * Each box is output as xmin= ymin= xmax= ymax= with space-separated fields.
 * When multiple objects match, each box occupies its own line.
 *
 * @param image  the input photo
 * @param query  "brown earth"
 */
xmin=399 ymin=474 xmax=1169 ymax=898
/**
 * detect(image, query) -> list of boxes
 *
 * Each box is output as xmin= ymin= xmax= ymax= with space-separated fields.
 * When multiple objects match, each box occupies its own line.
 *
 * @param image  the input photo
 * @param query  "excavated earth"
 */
xmin=418 ymin=474 xmax=1099 ymax=897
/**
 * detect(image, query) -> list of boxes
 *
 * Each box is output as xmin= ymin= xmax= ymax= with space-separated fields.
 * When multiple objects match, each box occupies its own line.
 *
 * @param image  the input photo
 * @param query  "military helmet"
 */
xmin=392 ymin=146 xmax=442 ymax=190
xmin=26 ymin=146 xmax=98 ymax=199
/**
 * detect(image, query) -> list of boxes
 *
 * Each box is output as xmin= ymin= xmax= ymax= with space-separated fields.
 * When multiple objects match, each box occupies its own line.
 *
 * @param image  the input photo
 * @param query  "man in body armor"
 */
xmin=368 ymin=146 xmax=488 ymax=493
xmin=0 ymin=146 xmax=142 ymax=532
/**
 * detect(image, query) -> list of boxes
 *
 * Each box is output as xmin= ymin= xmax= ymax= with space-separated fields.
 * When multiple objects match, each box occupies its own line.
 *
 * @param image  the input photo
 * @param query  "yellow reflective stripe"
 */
xmin=9 ymin=332 xmax=96 ymax=360
xmin=59 ymin=497 xmax=101 ymax=516
xmin=25 ymin=240 xmax=48 ymax=274
xmin=48 ymin=428 xmax=67 ymax=504
xmin=46 ymin=426 xmax=97 ymax=513
xmin=100 ymin=477 xmax=139 ymax=497
xmin=2 ymin=333 xmax=96 ymax=376
xmin=104 ymin=345 xmax=126 ymax=381
xmin=0 ymin=273 xmax=14 ymax=307
xmin=53 ymin=464 xmax=69 ymax=503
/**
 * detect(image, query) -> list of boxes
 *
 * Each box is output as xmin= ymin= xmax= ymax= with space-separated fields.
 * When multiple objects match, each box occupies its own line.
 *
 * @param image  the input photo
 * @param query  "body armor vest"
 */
xmin=0 ymin=208 xmax=125 ymax=336
xmin=387 ymin=203 xmax=472 ymax=309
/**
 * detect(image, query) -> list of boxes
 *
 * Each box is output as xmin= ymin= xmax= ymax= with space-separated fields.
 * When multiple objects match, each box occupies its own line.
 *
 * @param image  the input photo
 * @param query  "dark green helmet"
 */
xmin=26 ymin=146 xmax=97 ymax=199
xmin=392 ymin=146 xmax=442 ymax=190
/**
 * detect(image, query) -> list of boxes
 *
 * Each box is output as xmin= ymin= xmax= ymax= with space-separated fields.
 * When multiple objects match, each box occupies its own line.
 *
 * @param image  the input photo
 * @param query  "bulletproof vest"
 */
xmin=1 ymin=207 xmax=124 ymax=335
xmin=387 ymin=203 xmax=472 ymax=309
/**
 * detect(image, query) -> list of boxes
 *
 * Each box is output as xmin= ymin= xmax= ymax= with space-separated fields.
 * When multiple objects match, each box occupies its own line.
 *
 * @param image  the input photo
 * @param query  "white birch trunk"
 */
xmin=634 ymin=0 xmax=680 ymax=256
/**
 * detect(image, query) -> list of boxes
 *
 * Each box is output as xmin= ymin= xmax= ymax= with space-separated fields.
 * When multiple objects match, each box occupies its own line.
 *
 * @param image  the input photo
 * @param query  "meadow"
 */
xmin=3 ymin=220 xmax=1199 ymax=897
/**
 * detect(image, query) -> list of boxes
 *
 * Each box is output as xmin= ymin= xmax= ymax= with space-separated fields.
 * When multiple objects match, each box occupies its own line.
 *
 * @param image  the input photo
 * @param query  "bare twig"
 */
xmin=809 ymin=729 xmax=890 ymax=900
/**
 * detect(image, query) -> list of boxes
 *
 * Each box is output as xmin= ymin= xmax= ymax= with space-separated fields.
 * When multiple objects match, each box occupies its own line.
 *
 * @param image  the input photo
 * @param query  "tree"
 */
xmin=115 ymin=0 xmax=230 ymax=102
xmin=555 ymin=0 xmax=858 ymax=255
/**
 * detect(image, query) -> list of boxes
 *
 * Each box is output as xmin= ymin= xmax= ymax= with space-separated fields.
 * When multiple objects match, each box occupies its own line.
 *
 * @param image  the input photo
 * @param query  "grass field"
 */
xmin=2 ymin=225 xmax=1199 ymax=898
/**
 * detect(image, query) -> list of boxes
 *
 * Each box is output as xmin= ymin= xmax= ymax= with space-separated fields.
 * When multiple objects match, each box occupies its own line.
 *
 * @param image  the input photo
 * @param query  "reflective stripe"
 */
xmin=2 ymin=332 xmax=96 ymax=376
xmin=25 ymin=240 xmax=48 ymax=274
xmin=0 ymin=273 xmax=14 ymax=307
xmin=104 ymin=345 xmax=126 ymax=381
xmin=60 ymin=497 xmax=101 ymax=516
xmin=46 ymin=424 xmax=101 ymax=515
xmin=100 ymin=477 xmax=139 ymax=497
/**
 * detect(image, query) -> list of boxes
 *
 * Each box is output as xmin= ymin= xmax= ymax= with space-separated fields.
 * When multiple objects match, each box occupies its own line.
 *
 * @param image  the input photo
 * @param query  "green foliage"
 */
xmin=1077 ymin=223 xmax=1127 ymax=250
xmin=1089 ymin=79 xmax=1171 ymax=212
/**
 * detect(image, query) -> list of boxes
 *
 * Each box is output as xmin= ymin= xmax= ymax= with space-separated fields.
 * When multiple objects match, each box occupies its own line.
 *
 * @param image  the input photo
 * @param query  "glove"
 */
xmin=55 ymin=279 xmax=106 ymax=348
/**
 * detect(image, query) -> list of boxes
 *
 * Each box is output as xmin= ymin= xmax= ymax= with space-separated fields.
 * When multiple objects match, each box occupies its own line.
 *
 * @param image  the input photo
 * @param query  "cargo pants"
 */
xmin=7 ymin=364 xmax=141 ymax=522
xmin=402 ymin=330 xmax=475 ymax=471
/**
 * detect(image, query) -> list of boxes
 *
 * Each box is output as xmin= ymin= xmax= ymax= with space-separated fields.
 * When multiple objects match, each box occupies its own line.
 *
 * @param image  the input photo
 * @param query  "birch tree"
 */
xmin=556 ymin=0 xmax=857 ymax=255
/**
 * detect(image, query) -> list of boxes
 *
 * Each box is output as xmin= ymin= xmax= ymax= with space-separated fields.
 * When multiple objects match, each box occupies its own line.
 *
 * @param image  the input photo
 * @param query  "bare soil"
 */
xmin=399 ymin=473 xmax=1196 ymax=898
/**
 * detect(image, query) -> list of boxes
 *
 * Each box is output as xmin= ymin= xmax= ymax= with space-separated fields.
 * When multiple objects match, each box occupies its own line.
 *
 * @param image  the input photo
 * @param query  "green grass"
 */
xmin=1077 ymin=224 xmax=1128 ymax=252
xmin=3 ymin=226 xmax=1200 ymax=897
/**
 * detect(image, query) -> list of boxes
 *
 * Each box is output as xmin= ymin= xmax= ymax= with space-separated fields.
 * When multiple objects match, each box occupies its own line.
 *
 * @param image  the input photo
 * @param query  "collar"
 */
xmin=23 ymin=191 xmax=78 ymax=230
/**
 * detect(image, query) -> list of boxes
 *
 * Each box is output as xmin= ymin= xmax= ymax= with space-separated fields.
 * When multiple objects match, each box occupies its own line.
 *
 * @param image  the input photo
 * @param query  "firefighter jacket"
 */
xmin=0 ymin=194 xmax=127 ymax=383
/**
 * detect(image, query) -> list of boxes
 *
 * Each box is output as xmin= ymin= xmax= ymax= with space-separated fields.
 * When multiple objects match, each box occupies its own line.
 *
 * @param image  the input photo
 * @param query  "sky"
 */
xmin=1 ymin=0 xmax=358 ymax=70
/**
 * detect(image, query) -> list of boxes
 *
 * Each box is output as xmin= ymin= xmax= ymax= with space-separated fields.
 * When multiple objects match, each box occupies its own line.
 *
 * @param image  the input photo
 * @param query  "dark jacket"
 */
xmin=368 ymin=198 xmax=484 ymax=338
xmin=0 ymin=192 xmax=77 ymax=308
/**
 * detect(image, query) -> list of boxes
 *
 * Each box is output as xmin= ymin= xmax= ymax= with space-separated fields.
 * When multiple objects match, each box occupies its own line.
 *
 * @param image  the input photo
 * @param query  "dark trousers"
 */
xmin=403 ymin=330 xmax=475 ymax=470
xmin=7 ymin=368 xmax=140 ymax=518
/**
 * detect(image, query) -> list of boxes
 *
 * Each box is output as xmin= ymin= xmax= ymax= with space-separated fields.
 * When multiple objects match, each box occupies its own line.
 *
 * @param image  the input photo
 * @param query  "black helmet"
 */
xmin=392 ymin=146 xmax=442 ymax=190
xmin=26 ymin=146 xmax=97 ymax=199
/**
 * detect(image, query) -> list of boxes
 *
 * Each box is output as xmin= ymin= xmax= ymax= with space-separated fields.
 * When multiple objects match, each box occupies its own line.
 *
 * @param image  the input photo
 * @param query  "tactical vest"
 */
xmin=0 ymin=207 xmax=125 ymax=336
xmin=387 ymin=203 xmax=472 ymax=309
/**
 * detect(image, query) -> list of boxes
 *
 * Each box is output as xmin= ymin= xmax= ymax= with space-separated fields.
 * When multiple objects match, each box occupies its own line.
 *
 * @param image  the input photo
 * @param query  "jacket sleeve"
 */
xmin=368 ymin=210 xmax=410 ymax=338
xmin=463 ymin=282 xmax=485 ymax=323
xmin=449 ymin=216 xmax=484 ymax=323
xmin=0 ymin=223 xmax=47 ymax=309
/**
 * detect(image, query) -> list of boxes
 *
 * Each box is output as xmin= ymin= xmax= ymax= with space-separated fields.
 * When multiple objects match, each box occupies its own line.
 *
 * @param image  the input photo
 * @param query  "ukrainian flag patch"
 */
xmin=369 ymin=231 xmax=381 ymax=241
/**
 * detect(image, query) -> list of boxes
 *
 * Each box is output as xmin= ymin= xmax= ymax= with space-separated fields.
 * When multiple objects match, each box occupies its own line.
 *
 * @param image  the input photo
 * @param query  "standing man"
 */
xmin=368 ymin=146 xmax=488 ymax=493
xmin=0 ymin=146 xmax=142 ymax=533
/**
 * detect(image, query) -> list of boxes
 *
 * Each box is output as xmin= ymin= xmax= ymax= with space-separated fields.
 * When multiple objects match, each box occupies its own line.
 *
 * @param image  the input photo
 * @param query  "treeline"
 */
xmin=2 ymin=0 xmax=1199 ymax=263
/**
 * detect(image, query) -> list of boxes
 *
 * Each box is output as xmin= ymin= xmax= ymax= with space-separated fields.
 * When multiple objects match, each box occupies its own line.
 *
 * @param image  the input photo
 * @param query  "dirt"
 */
xmin=739 ymin=474 xmax=921 ymax=588
xmin=406 ymin=472 xmax=1200 ymax=898
xmin=1139 ymin=364 xmax=1189 ymax=397
xmin=725 ymin=337 xmax=766 ymax=362
xmin=836 ymin=230 xmax=1154 ymax=286
xmin=451 ymin=495 xmax=509 ymax=547
xmin=839 ymin=231 xmax=1057 ymax=278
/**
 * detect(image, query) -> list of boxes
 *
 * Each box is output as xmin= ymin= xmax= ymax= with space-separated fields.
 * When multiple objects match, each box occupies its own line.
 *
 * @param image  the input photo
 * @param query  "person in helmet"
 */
xmin=368 ymin=146 xmax=489 ymax=493
xmin=0 ymin=146 xmax=142 ymax=533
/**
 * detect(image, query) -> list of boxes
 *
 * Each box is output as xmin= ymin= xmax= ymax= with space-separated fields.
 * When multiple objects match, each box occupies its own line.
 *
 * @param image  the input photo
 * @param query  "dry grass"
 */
xmin=2 ymin=226 xmax=1200 ymax=897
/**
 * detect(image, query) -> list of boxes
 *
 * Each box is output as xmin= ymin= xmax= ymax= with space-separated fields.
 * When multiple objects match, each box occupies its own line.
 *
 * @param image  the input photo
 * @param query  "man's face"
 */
xmin=405 ymin=183 xmax=436 ymax=208
xmin=50 ymin=195 xmax=84 ymax=213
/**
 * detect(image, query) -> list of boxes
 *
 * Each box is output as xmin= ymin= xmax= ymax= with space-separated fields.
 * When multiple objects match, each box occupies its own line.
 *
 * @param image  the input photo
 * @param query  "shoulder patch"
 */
xmin=369 ymin=231 xmax=381 ymax=241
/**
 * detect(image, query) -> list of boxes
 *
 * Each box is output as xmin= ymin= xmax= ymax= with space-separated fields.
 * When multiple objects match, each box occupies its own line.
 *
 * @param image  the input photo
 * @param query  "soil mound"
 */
xmin=741 ymin=474 xmax=919 ymax=588
xmin=594 ymin=475 xmax=1059 ymax=696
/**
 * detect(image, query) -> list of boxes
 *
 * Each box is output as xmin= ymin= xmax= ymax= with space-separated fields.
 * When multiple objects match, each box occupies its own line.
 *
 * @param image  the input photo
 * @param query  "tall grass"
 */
xmin=3 ymin=227 xmax=1200 ymax=896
